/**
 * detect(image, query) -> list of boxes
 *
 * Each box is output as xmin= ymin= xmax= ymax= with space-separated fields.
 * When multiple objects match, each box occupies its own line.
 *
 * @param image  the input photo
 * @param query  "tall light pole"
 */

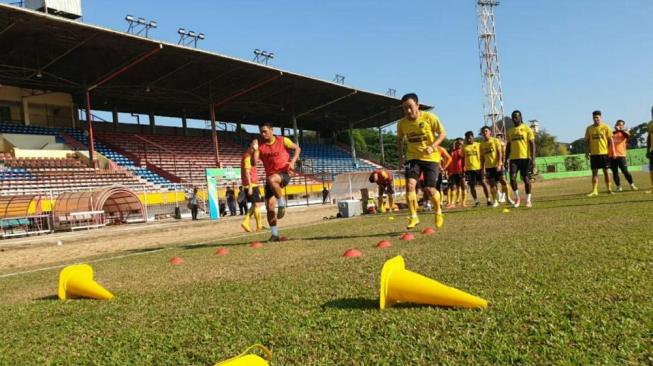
xmin=477 ymin=0 xmax=505 ymax=136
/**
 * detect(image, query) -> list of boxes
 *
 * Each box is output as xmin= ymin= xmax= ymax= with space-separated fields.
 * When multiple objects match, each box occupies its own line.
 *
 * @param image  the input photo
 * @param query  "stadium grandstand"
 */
xmin=0 ymin=2 xmax=426 ymax=236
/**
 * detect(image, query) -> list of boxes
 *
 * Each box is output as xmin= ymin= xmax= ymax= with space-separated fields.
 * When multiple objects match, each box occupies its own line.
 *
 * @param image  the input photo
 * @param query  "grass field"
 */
xmin=1 ymin=173 xmax=652 ymax=365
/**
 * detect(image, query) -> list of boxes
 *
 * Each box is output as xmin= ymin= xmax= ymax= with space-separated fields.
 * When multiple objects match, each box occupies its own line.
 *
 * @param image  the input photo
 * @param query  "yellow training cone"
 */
xmin=214 ymin=344 xmax=272 ymax=366
xmin=58 ymin=264 xmax=114 ymax=300
xmin=380 ymin=256 xmax=487 ymax=310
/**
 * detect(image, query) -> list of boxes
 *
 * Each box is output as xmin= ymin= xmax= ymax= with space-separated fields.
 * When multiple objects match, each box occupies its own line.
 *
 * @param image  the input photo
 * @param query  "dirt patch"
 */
xmin=0 ymin=204 xmax=341 ymax=271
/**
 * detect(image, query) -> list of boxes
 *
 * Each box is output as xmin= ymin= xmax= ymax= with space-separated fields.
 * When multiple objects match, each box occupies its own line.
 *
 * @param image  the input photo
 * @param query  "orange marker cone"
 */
xmin=58 ymin=264 xmax=114 ymax=300
xmin=250 ymin=242 xmax=263 ymax=248
xmin=380 ymin=256 xmax=487 ymax=310
xmin=215 ymin=247 xmax=229 ymax=256
xmin=422 ymin=227 xmax=435 ymax=235
xmin=343 ymin=248 xmax=362 ymax=257
xmin=376 ymin=240 xmax=392 ymax=249
xmin=214 ymin=344 xmax=272 ymax=366
xmin=169 ymin=256 xmax=184 ymax=265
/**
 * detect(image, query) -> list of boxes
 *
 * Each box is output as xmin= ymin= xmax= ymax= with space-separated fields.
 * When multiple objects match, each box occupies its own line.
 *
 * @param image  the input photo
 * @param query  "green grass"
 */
xmin=1 ymin=173 xmax=652 ymax=365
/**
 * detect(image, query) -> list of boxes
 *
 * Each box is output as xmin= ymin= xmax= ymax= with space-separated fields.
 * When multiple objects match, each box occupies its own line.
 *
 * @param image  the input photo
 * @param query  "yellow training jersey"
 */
xmin=397 ymin=111 xmax=446 ymax=163
xmin=648 ymin=120 xmax=653 ymax=152
xmin=463 ymin=142 xmax=482 ymax=171
xmin=585 ymin=123 xmax=613 ymax=155
xmin=480 ymin=137 xmax=502 ymax=168
xmin=506 ymin=124 xmax=534 ymax=160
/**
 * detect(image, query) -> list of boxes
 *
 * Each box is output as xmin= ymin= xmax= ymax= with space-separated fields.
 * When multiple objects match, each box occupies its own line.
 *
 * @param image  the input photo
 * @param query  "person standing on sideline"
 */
xmin=226 ymin=185 xmax=237 ymax=216
xmin=369 ymin=169 xmax=396 ymax=213
xmin=255 ymin=122 xmax=301 ymax=242
xmin=609 ymin=120 xmax=638 ymax=192
xmin=647 ymin=106 xmax=653 ymax=194
xmin=237 ymin=186 xmax=247 ymax=215
xmin=463 ymin=131 xmax=490 ymax=207
xmin=322 ymin=185 xmax=330 ymax=204
xmin=396 ymin=93 xmax=447 ymax=230
xmin=189 ymin=187 xmax=199 ymax=220
xmin=240 ymin=141 xmax=263 ymax=232
xmin=480 ymin=126 xmax=505 ymax=208
xmin=505 ymin=110 xmax=536 ymax=207
xmin=584 ymin=110 xmax=614 ymax=197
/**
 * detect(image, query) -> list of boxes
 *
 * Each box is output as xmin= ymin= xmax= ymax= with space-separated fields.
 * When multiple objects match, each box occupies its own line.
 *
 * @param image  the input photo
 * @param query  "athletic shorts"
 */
xmin=378 ymin=183 xmax=394 ymax=196
xmin=465 ymin=170 xmax=483 ymax=187
xmin=246 ymin=186 xmax=261 ymax=204
xmin=405 ymin=160 xmax=439 ymax=188
xmin=264 ymin=171 xmax=291 ymax=200
xmin=590 ymin=154 xmax=609 ymax=170
xmin=449 ymin=173 xmax=463 ymax=187
xmin=510 ymin=159 xmax=531 ymax=180
xmin=485 ymin=167 xmax=504 ymax=182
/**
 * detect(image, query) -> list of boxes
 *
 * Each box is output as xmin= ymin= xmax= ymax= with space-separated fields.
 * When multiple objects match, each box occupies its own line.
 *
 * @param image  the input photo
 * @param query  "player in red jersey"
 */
xmin=254 ymin=123 xmax=301 ymax=242
xmin=240 ymin=140 xmax=262 ymax=232
xmin=369 ymin=169 xmax=396 ymax=213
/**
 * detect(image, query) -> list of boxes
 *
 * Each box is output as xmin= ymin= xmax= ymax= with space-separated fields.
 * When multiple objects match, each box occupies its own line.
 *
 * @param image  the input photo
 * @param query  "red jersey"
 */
xmin=447 ymin=149 xmax=464 ymax=175
xmin=373 ymin=169 xmax=393 ymax=186
xmin=258 ymin=136 xmax=291 ymax=176
xmin=240 ymin=151 xmax=258 ymax=187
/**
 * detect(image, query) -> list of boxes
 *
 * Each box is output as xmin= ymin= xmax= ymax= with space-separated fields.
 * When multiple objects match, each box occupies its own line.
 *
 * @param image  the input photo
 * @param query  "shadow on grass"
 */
xmin=322 ymin=297 xmax=378 ymax=310
xmin=531 ymin=196 xmax=653 ymax=211
xmin=125 ymin=247 xmax=164 ymax=254
xmin=35 ymin=295 xmax=58 ymax=301
xmin=303 ymin=231 xmax=407 ymax=241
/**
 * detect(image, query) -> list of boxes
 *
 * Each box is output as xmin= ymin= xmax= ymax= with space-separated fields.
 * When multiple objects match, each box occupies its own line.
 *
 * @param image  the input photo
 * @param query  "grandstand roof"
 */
xmin=0 ymin=4 xmax=432 ymax=131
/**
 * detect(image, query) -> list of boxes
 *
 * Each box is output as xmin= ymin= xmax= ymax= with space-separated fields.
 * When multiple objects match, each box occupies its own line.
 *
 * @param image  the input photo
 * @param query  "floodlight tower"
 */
xmin=477 ymin=0 xmax=505 ymax=136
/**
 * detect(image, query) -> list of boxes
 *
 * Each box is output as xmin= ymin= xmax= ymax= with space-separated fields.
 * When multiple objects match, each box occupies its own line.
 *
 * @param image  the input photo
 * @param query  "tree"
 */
xmin=569 ymin=138 xmax=585 ymax=155
xmin=534 ymin=129 xmax=567 ymax=157
xmin=628 ymin=122 xmax=649 ymax=148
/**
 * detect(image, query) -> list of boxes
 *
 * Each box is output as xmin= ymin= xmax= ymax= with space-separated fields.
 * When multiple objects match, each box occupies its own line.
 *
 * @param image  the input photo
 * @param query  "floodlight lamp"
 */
xmin=187 ymin=30 xmax=195 ymax=37
xmin=197 ymin=33 xmax=205 ymax=40
xmin=177 ymin=28 xmax=186 ymax=35
xmin=254 ymin=48 xmax=261 ymax=55
xmin=137 ymin=17 xmax=146 ymax=25
xmin=125 ymin=14 xmax=134 ymax=22
xmin=268 ymin=53 xmax=274 ymax=59
xmin=149 ymin=21 xmax=157 ymax=28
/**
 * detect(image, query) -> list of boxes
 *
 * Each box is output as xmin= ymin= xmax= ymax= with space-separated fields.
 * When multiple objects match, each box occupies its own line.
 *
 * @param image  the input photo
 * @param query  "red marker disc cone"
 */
xmin=280 ymin=236 xmax=289 ymax=242
xmin=250 ymin=241 xmax=263 ymax=248
xmin=400 ymin=233 xmax=415 ymax=241
xmin=169 ymin=256 xmax=184 ymax=265
xmin=215 ymin=247 xmax=229 ymax=256
xmin=422 ymin=227 xmax=435 ymax=235
xmin=376 ymin=240 xmax=392 ymax=249
xmin=343 ymin=248 xmax=362 ymax=258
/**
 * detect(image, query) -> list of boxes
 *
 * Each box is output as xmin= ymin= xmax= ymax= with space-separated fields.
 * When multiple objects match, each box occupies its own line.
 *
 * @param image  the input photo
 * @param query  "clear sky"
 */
xmin=58 ymin=1 xmax=653 ymax=141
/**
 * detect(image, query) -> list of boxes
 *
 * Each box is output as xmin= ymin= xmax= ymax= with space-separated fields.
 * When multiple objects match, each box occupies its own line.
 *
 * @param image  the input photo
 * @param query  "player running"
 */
xmin=505 ymin=110 xmax=536 ymax=208
xmin=463 ymin=131 xmax=490 ymax=207
xmin=254 ymin=122 xmax=301 ymax=241
xmin=480 ymin=126 xmax=505 ymax=208
xmin=240 ymin=140 xmax=263 ymax=232
xmin=396 ymin=93 xmax=447 ymax=230
xmin=584 ymin=111 xmax=614 ymax=197
xmin=369 ymin=169 xmax=396 ymax=213
xmin=647 ymin=106 xmax=653 ymax=194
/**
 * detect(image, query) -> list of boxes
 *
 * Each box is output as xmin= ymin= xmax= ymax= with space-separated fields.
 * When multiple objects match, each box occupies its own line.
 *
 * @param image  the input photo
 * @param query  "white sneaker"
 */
xmin=492 ymin=200 xmax=500 ymax=208
xmin=525 ymin=200 xmax=532 ymax=208
xmin=513 ymin=196 xmax=521 ymax=208
xmin=498 ymin=192 xmax=506 ymax=203
xmin=617 ymin=186 xmax=623 ymax=192
xmin=631 ymin=184 xmax=638 ymax=191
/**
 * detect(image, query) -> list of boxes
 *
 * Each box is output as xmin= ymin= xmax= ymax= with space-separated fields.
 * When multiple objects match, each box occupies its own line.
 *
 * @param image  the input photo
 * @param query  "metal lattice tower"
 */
xmin=477 ymin=0 xmax=505 ymax=136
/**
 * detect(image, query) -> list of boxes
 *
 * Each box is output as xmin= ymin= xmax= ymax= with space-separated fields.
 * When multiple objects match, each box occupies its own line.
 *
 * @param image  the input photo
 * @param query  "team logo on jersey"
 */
xmin=419 ymin=122 xmax=425 ymax=129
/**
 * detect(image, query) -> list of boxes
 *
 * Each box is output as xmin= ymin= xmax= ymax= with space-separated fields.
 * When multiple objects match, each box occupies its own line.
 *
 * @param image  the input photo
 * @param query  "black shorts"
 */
xmin=485 ymin=167 xmax=504 ymax=182
xmin=378 ymin=183 xmax=394 ymax=196
xmin=590 ymin=154 xmax=609 ymax=170
xmin=649 ymin=154 xmax=653 ymax=171
xmin=510 ymin=159 xmax=531 ymax=180
xmin=264 ymin=171 xmax=291 ymax=199
xmin=465 ymin=170 xmax=483 ymax=187
xmin=449 ymin=173 xmax=463 ymax=187
xmin=246 ymin=186 xmax=261 ymax=203
xmin=405 ymin=160 xmax=439 ymax=188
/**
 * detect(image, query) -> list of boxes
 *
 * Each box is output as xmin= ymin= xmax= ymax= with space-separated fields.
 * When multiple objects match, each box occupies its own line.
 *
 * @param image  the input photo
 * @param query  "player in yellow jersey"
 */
xmin=647 ymin=106 xmax=653 ymax=194
xmin=463 ymin=131 xmax=490 ymax=207
xmin=584 ymin=110 xmax=614 ymax=197
xmin=396 ymin=93 xmax=447 ymax=230
xmin=480 ymin=126 xmax=505 ymax=208
xmin=506 ymin=110 xmax=536 ymax=208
